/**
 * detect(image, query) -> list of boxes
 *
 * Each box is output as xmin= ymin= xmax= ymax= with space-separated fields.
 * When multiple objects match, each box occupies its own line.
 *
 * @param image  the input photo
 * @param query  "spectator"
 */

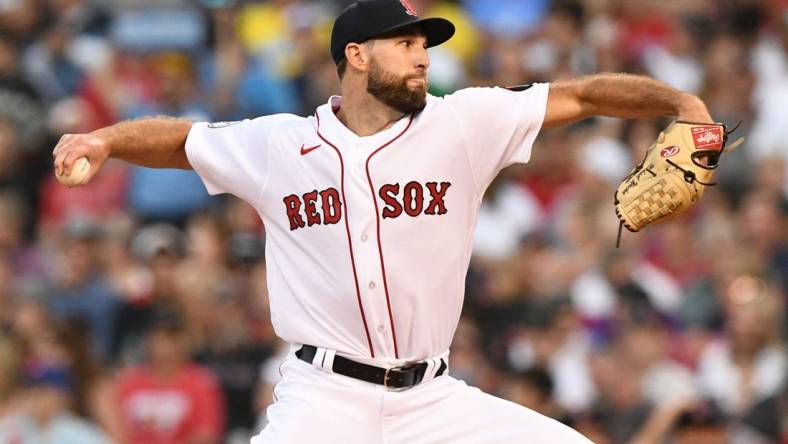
xmin=194 ymin=291 xmax=272 ymax=443
xmin=696 ymin=275 xmax=786 ymax=417
xmin=0 ymin=359 xmax=109 ymax=444
xmin=22 ymin=23 xmax=84 ymax=103
xmin=618 ymin=313 xmax=697 ymax=407
xmin=47 ymin=217 xmax=120 ymax=361
xmin=504 ymin=366 xmax=573 ymax=425
xmin=586 ymin=343 xmax=653 ymax=443
xmin=112 ymin=222 xmax=183 ymax=364
xmin=506 ymin=298 xmax=596 ymax=413
xmin=0 ymin=32 xmax=46 ymax=152
xmin=0 ymin=311 xmax=108 ymax=444
xmin=109 ymin=308 xmax=224 ymax=444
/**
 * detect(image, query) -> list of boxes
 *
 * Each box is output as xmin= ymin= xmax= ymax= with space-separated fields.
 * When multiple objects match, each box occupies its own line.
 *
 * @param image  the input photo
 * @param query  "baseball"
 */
xmin=56 ymin=157 xmax=91 ymax=187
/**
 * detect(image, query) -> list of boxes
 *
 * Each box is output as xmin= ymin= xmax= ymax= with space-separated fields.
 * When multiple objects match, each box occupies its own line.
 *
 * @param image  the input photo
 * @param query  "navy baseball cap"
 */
xmin=330 ymin=0 xmax=455 ymax=65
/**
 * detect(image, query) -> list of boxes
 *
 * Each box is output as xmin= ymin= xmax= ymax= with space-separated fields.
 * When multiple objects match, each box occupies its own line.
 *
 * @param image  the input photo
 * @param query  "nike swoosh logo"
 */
xmin=300 ymin=144 xmax=321 ymax=155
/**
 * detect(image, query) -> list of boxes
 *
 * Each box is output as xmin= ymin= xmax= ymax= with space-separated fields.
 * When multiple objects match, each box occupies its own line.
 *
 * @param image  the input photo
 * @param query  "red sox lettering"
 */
xmin=282 ymin=181 xmax=452 ymax=230
xmin=283 ymin=188 xmax=342 ymax=230
xmin=379 ymin=181 xmax=451 ymax=218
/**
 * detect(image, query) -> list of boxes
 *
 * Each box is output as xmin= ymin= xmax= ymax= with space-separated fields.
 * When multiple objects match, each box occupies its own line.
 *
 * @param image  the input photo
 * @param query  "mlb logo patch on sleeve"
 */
xmin=208 ymin=121 xmax=241 ymax=129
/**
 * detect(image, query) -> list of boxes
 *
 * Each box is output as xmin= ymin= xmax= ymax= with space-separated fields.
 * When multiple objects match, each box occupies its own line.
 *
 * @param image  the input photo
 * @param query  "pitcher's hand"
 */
xmin=52 ymin=133 xmax=110 ymax=187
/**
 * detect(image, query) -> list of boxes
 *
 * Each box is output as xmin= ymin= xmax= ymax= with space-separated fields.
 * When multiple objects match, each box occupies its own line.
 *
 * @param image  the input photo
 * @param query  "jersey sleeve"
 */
xmin=185 ymin=118 xmax=272 ymax=205
xmin=444 ymin=83 xmax=549 ymax=192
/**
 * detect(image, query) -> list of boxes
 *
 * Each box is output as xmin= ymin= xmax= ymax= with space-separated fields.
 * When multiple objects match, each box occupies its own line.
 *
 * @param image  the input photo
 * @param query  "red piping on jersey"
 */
xmin=316 ymin=112 xmax=375 ymax=358
xmin=364 ymin=114 xmax=414 ymax=359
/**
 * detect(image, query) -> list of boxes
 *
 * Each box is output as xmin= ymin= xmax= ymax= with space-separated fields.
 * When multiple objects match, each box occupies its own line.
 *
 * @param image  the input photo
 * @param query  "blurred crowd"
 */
xmin=0 ymin=0 xmax=786 ymax=443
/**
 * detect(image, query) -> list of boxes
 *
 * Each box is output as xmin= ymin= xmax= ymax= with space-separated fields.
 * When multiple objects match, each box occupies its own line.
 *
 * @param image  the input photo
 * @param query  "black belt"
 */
xmin=295 ymin=345 xmax=447 ymax=390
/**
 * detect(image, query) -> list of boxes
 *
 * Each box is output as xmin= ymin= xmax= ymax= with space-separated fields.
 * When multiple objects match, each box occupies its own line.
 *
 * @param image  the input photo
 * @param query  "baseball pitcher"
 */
xmin=52 ymin=0 xmax=735 ymax=442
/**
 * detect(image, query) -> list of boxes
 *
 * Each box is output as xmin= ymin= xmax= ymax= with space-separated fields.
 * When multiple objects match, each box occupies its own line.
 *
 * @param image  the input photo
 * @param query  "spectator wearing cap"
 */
xmin=0 ymin=316 xmax=108 ymax=444
xmin=108 ymin=308 xmax=224 ymax=444
xmin=0 ymin=364 xmax=109 ymax=444
xmin=9 ymin=303 xmax=103 ymax=416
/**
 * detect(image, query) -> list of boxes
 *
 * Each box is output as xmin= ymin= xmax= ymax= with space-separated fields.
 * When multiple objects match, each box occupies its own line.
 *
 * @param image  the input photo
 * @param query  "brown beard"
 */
xmin=366 ymin=58 xmax=427 ymax=115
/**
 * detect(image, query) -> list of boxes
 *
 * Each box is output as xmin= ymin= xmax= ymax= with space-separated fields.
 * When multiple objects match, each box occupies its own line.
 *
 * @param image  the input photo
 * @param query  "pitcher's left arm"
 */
xmin=543 ymin=73 xmax=713 ymax=129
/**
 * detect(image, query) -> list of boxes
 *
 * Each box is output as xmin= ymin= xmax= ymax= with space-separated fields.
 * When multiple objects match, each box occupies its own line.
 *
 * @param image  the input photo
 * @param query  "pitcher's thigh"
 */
xmin=251 ymin=364 xmax=383 ymax=444
xmin=389 ymin=378 xmax=594 ymax=444
xmin=252 ymin=387 xmax=381 ymax=443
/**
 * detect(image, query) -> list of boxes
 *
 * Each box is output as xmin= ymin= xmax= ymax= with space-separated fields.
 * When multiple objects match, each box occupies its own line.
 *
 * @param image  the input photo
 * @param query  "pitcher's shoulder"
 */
xmin=425 ymin=87 xmax=500 ymax=111
xmin=247 ymin=113 xmax=311 ymax=129
xmin=239 ymin=113 xmax=317 ymax=139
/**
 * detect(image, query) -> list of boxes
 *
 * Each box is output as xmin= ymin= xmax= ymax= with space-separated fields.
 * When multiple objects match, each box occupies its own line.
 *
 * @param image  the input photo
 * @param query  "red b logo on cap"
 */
xmin=400 ymin=0 xmax=417 ymax=16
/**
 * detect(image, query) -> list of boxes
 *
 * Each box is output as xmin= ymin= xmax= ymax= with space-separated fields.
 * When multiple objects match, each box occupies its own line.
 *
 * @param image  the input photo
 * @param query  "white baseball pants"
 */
xmin=251 ymin=349 xmax=594 ymax=444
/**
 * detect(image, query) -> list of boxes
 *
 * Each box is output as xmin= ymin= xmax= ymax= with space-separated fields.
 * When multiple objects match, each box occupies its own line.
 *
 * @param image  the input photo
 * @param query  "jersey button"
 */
xmin=377 ymin=325 xmax=385 ymax=333
xmin=368 ymin=281 xmax=376 ymax=289
xmin=361 ymin=234 xmax=368 ymax=242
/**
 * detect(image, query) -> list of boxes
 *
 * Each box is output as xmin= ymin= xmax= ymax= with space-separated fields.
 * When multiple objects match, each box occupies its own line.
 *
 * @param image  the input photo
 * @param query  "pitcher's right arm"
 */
xmin=52 ymin=117 xmax=194 ymax=185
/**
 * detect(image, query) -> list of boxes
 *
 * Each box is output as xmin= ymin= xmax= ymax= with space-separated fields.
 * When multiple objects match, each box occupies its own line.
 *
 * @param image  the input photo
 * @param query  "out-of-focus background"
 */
xmin=0 ymin=0 xmax=786 ymax=443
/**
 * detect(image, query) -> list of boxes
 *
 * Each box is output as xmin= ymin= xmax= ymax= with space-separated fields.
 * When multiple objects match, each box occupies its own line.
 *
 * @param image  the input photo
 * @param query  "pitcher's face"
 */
xmin=365 ymin=29 xmax=430 ymax=114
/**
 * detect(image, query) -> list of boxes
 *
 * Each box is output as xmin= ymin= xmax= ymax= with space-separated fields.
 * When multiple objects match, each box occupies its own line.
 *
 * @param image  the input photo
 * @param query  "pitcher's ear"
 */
xmin=345 ymin=42 xmax=370 ymax=73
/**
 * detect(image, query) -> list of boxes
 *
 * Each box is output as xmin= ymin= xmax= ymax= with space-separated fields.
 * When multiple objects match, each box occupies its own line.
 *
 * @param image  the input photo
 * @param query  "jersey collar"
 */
xmin=315 ymin=96 xmax=414 ymax=149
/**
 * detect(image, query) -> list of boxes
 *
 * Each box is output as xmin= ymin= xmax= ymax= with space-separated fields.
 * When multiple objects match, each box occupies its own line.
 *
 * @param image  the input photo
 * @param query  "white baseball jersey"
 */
xmin=185 ymin=83 xmax=549 ymax=364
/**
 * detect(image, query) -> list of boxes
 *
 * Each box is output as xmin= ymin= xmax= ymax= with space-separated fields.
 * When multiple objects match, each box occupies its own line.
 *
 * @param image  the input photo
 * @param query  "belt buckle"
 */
xmin=383 ymin=365 xmax=411 ymax=391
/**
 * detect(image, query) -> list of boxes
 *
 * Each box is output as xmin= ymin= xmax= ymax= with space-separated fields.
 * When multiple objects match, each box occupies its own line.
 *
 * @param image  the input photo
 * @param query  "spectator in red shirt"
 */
xmin=110 ymin=308 xmax=224 ymax=444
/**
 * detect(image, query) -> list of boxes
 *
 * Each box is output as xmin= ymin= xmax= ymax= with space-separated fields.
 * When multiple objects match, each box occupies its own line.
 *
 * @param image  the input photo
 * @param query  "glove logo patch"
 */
xmin=691 ymin=126 xmax=723 ymax=150
xmin=660 ymin=146 xmax=680 ymax=158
